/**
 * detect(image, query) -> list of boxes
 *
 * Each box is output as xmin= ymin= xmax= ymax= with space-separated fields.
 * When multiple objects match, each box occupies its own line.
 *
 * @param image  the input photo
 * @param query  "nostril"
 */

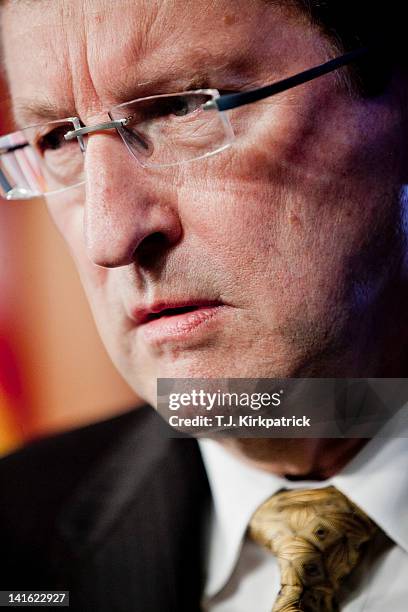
xmin=136 ymin=231 xmax=171 ymax=268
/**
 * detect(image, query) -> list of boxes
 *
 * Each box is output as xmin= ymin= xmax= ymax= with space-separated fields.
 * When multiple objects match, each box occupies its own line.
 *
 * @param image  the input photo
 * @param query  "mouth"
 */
xmin=132 ymin=300 xmax=227 ymax=345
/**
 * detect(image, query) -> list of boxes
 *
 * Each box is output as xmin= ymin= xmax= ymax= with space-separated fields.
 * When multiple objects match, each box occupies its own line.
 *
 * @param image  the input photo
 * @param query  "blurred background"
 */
xmin=0 ymin=72 xmax=138 ymax=458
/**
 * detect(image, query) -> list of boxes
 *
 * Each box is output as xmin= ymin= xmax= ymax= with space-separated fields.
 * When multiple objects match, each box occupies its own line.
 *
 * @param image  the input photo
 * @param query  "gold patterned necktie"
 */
xmin=249 ymin=487 xmax=378 ymax=612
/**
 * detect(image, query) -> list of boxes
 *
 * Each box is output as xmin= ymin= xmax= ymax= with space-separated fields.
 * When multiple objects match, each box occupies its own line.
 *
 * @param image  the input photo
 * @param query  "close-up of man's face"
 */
xmin=2 ymin=0 xmax=407 ymax=408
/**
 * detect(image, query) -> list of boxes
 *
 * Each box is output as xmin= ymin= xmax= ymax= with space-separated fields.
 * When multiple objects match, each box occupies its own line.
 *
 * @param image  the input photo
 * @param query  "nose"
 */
xmin=83 ymin=133 xmax=182 ymax=268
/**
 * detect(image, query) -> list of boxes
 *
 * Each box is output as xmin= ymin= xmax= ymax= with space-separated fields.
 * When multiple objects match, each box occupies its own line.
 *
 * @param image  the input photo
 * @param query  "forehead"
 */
xmin=1 ymin=0 xmax=310 ymax=124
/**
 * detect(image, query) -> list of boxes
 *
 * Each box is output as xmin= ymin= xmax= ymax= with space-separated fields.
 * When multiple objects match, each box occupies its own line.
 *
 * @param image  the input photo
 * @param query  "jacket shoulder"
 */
xmin=0 ymin=405 xmax=209 ymax=607
xmin=0 ymin=406 xmax=152 ymax=536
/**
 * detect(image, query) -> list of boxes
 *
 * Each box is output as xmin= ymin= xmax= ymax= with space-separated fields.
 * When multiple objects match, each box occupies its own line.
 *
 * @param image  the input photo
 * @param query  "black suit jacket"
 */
xmin=0 ymin=406 xmax=210 ymax=611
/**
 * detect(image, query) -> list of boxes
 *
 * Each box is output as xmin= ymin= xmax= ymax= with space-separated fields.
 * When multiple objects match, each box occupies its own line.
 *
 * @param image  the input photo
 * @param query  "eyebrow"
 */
xmin=12 ymin=98 xmax=77 ymax=129
xmin=105 ymin=72 xmax=213 ymax=105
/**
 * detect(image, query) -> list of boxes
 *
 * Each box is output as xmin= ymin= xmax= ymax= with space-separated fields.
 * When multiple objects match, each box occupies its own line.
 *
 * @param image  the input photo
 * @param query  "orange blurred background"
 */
xmin=0 ymin=72 xmax=138 ymax=457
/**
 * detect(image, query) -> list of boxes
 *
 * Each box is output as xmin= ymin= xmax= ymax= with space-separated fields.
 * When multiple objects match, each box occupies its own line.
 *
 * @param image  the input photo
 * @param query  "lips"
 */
xmin=133 ymin=300 xmax=224 ymax=326
xmin=130 ymin=299 xmax=227 ymax=345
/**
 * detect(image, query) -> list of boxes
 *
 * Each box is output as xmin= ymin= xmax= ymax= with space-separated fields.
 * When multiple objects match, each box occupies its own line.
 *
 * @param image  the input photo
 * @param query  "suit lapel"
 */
xmin=54 ymin=407 xmax=210 ymax=611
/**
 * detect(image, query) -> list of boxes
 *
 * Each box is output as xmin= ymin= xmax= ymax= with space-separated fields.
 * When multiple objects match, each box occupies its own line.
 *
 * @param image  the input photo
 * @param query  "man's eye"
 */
xmin=126 ymin=95 xmax=206 ymax=125
xmin=151 ymin=96 xmax=201 ymax=118
xmin=36 ymin=126 xmax=72 ymax=153
xmin=169 ymin=96 xmax=202 ymax=116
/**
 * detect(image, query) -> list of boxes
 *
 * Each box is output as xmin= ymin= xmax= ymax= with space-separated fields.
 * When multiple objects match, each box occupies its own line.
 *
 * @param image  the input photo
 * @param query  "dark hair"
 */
xmin=293 ymin=1 xmax=404 ymax=96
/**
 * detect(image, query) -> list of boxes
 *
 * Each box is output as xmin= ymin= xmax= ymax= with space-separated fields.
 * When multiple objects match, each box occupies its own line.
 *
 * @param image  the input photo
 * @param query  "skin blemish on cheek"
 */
xmin=223 ymin=13 xmax=237 ymax=26
xmin=288 ymin=211 xmax=302 ymax=227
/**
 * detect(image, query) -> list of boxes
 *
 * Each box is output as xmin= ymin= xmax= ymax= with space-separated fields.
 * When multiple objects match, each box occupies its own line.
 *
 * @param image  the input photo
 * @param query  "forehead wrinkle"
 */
xmin=67 ymin=2 xmax=104 ymax=120
xmin=124 ymin=0 xmax=163 ymax=63
xmin=70 ymin=2 xmax=179 ymax=117
xmin=80 ymin=0 xmax=255 ymax=106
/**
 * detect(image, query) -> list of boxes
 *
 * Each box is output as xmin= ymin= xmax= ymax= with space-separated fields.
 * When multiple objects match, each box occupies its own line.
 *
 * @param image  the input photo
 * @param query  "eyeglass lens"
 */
xmin=109 ymin=91 xmax=232 ymax=167
xmin=0 ymin=121 xmax=85 ymax=200
xmin=0 ymin=92 xmax=232 ymax=200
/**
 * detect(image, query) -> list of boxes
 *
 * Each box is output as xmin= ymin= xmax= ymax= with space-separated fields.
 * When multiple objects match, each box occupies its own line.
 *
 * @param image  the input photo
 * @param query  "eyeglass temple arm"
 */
xmin=204 ymin=47 xmax=370 ymax=113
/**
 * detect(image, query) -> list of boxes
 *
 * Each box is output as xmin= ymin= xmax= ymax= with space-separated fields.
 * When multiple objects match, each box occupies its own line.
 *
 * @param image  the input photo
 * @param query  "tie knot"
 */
xmin=249 ymin=487 xmax=378 ymax=611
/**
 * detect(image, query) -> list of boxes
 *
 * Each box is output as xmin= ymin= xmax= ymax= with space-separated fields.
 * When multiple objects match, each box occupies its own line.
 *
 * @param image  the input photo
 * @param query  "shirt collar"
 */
xmin=332 ymin=412 xmax=408 ymax=555
xmin=198 ymin=411 xmax=408 ymax=598
xmin=198 ymin=438 xmax=284 ymax=597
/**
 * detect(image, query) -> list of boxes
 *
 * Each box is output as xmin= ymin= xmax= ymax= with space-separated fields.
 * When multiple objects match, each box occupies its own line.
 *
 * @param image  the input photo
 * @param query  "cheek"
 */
xmin=177 ymin=91 xmax=402 ymax=324
xmin=47 ymin=199 xmax=122 ymax=352
xmin=46 ymin=197 xmax=110 ymax=297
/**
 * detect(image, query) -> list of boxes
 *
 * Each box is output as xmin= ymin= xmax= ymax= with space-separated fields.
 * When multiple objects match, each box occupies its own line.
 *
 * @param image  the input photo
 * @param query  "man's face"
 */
xmin=2 ymin=0 xmax=407 ymax=406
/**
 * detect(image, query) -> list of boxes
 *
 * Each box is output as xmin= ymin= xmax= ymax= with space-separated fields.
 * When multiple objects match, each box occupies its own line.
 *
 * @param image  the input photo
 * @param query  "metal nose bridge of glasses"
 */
xmin=64 ymin=118 xmax=128 ymax=151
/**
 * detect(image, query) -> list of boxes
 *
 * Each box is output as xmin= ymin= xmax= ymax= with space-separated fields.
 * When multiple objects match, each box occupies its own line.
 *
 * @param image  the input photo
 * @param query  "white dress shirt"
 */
xmin=198 ymin=415 xmax=408 ymax=611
